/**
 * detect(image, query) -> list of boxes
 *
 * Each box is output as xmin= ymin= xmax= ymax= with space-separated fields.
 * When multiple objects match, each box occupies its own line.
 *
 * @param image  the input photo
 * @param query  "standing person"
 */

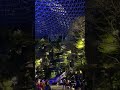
xmin=74 ymin=72 xmax=81 ymax=90
xmin=82 ymin=79 xmax=87 ymax=90
xmin=44 ymin=81 xmax=51 ymax=90
xmin=70 ymin=75 xmax=75 ymax=90
xmin=36 ymin=79 xmax=41 ymax=90
xmin=36 ymin=79 xmax=44 ymax=90
xmin=62 ymin=78 xmax=66 ymax=90
xmin=11 ymin=76 xmax=18 ymax=89
xmin=75 ymin=80 xmax=81 ymax=90
xmin=42 ymin=80 xmax=45 ymax=90
xmin=40 ymin=80 xmax=44 ymax=90
xmin=65 ymin=79 xmax=70 ymax=90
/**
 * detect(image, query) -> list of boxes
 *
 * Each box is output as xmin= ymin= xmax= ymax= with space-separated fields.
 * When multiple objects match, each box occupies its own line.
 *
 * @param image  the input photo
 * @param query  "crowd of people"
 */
xmin=35 ymin=72 xmax=87 ymax=90
xmin=35 ymin=79 xmax=51 ymax=90
xmin=61 ymin=78 xmax=86 ymax=90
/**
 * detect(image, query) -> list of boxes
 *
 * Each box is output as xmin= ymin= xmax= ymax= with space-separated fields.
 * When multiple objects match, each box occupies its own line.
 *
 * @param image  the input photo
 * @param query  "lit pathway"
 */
xmin=51 ymin=85 xmax=75 ymax=90
xmin=51 ymin=85 xmax=63 ymax=90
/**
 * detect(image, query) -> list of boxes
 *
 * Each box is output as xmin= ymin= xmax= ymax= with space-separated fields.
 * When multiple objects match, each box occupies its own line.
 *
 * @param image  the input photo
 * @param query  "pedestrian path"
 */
xmin=51 ymin=85 xmax=76 ymax=90
xmin=51 ymin=85 xmax=63 ymax=90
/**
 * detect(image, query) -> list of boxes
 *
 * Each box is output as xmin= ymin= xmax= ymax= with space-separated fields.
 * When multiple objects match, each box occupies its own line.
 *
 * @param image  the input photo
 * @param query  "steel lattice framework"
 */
xmin=35 ymin=0 xmax=85 ymax=39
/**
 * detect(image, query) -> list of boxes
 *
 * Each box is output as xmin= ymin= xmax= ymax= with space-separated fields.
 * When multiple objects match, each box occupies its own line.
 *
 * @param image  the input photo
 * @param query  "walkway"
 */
xmin=51 ymin=85 xmax=76 ymax=90
xmin=51 ymin=85 xmax=63 ymax=90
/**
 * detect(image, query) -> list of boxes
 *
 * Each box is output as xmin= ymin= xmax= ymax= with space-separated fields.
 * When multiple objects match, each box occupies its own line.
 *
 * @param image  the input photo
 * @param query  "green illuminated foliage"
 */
xmin=35 ymin=59 xmax=41 ymax=68
xmin=76 ymin=39 xmax=85 ymax=49
xmin=98 ymin=34 xmax=119 ymax=54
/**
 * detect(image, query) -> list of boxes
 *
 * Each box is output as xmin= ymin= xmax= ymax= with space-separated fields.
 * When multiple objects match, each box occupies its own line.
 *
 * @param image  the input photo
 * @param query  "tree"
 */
xmin=86 ymin=0 xmax=120 ymax=89
xmin=64 ymin=16 xmax=86 ymax=71
xmin=0 ymin=28 xmax=34 ymax=89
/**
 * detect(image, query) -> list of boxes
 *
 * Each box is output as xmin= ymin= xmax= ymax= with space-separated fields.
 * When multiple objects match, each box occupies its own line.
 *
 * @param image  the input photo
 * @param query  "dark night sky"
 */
xmin=0 ymin=0 xmax=34 ymax=26
xmin=0 ymin=0 xmax=34 ymax=53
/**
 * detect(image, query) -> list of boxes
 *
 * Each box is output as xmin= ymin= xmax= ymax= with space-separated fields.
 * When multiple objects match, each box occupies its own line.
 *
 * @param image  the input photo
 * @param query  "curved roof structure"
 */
xmin=35 ymin=0 xmax=85 ymax=39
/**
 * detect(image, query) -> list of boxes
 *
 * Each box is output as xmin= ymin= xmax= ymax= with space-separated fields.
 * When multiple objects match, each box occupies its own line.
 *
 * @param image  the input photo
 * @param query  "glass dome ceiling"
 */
xmin=35 ymin=0 xmax=85 ymax=39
